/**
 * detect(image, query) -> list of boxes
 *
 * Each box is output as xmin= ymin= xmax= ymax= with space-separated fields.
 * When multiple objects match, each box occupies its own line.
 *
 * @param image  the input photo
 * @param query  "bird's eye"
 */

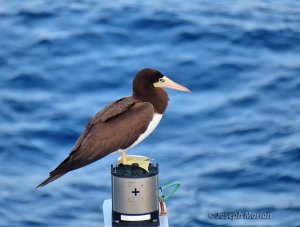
xmin=159 ymin=78 xmax=165 ymax=83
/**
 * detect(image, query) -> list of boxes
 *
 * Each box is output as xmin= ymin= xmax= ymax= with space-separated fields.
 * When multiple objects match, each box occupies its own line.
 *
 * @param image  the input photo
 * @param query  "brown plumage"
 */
xmin=37 ymin=68 xmax=189 ymax=188
xmin=37 ymin=98 xmax=154 ymax=187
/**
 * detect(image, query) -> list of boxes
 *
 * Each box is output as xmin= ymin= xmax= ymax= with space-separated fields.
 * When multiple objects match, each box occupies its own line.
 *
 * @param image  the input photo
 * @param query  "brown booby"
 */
xmin=37 ymin=68 xmax=189 ymax=188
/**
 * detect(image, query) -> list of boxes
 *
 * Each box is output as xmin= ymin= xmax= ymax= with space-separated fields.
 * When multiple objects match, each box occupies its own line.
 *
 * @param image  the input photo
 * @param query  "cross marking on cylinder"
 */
xmin=132 ymin=188 xmax=140 ymax=196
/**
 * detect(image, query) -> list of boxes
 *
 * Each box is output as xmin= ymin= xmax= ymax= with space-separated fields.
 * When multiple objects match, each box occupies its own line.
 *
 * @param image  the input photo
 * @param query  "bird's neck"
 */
xmin=133 ymin=88 xmax=169 ymax=114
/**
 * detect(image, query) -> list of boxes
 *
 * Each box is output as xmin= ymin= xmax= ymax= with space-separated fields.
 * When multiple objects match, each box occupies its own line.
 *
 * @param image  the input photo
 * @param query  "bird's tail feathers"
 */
xmin=36 ymin=155 xmax=72 ymax=189
xmin=36 ymin=172 xmax=66 ymax=189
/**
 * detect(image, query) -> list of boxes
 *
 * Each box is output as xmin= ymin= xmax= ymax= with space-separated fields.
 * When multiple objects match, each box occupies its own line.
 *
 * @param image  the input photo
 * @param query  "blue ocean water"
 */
xmin=0 ymin=0 xmax=300 ymax=226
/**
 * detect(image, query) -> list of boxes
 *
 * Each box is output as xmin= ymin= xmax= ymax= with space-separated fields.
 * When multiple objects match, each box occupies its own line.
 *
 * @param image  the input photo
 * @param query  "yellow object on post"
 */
xmin=118 ymin=155 xmax=151 ymax=172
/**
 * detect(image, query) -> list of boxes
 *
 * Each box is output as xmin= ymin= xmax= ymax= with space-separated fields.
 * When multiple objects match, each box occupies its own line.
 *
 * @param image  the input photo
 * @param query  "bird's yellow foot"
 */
xmin=118 ymin=150 xmax=151 ymax=172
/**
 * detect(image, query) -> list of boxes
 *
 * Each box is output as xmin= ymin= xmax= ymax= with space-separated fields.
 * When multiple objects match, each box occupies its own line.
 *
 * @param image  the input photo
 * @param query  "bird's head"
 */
xmin=132 ymin=68 xmax=190 ymax=94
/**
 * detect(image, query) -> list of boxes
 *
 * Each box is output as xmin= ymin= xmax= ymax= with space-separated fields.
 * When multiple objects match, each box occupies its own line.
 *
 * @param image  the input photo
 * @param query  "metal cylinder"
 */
xmin=111 ymin=163 xmax=159 ymax=226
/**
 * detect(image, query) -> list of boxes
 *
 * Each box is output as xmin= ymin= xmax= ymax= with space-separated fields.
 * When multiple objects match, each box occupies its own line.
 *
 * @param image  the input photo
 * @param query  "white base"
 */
xmin=103 ymin=199 xmax=169 ymax=227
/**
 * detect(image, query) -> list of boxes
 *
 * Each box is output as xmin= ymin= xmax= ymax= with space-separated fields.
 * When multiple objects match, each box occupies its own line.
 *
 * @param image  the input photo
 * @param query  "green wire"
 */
xmin=158 ymin=181 xmax=180 ymax=202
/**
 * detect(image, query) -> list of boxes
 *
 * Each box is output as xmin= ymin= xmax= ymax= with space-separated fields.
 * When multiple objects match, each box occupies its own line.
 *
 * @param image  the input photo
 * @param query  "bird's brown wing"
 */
xmin=70 ymin=97 xmax=138 ymax=152
xmin=37 ymin=97 xmax=154 ymax=188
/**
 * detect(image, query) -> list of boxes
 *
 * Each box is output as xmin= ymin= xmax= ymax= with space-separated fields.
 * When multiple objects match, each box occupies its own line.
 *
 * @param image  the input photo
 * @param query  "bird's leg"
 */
xmin=120 ymin=149 xmax=127 ymax=164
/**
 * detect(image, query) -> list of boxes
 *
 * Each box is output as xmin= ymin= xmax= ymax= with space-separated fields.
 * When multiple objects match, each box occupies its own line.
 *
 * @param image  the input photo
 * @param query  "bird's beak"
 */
xmin=153 ymin=76 xmax=190 ymax=92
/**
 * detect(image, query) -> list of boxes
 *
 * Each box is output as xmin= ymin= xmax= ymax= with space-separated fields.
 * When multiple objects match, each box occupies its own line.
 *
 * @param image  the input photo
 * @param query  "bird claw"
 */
xmin=118 ymin=155 xmax=151 ymax=172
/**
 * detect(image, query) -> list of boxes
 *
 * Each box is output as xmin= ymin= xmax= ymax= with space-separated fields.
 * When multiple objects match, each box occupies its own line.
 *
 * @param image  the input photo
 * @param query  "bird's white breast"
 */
xmin=129 ymin=113 xmax=163 ymax=148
